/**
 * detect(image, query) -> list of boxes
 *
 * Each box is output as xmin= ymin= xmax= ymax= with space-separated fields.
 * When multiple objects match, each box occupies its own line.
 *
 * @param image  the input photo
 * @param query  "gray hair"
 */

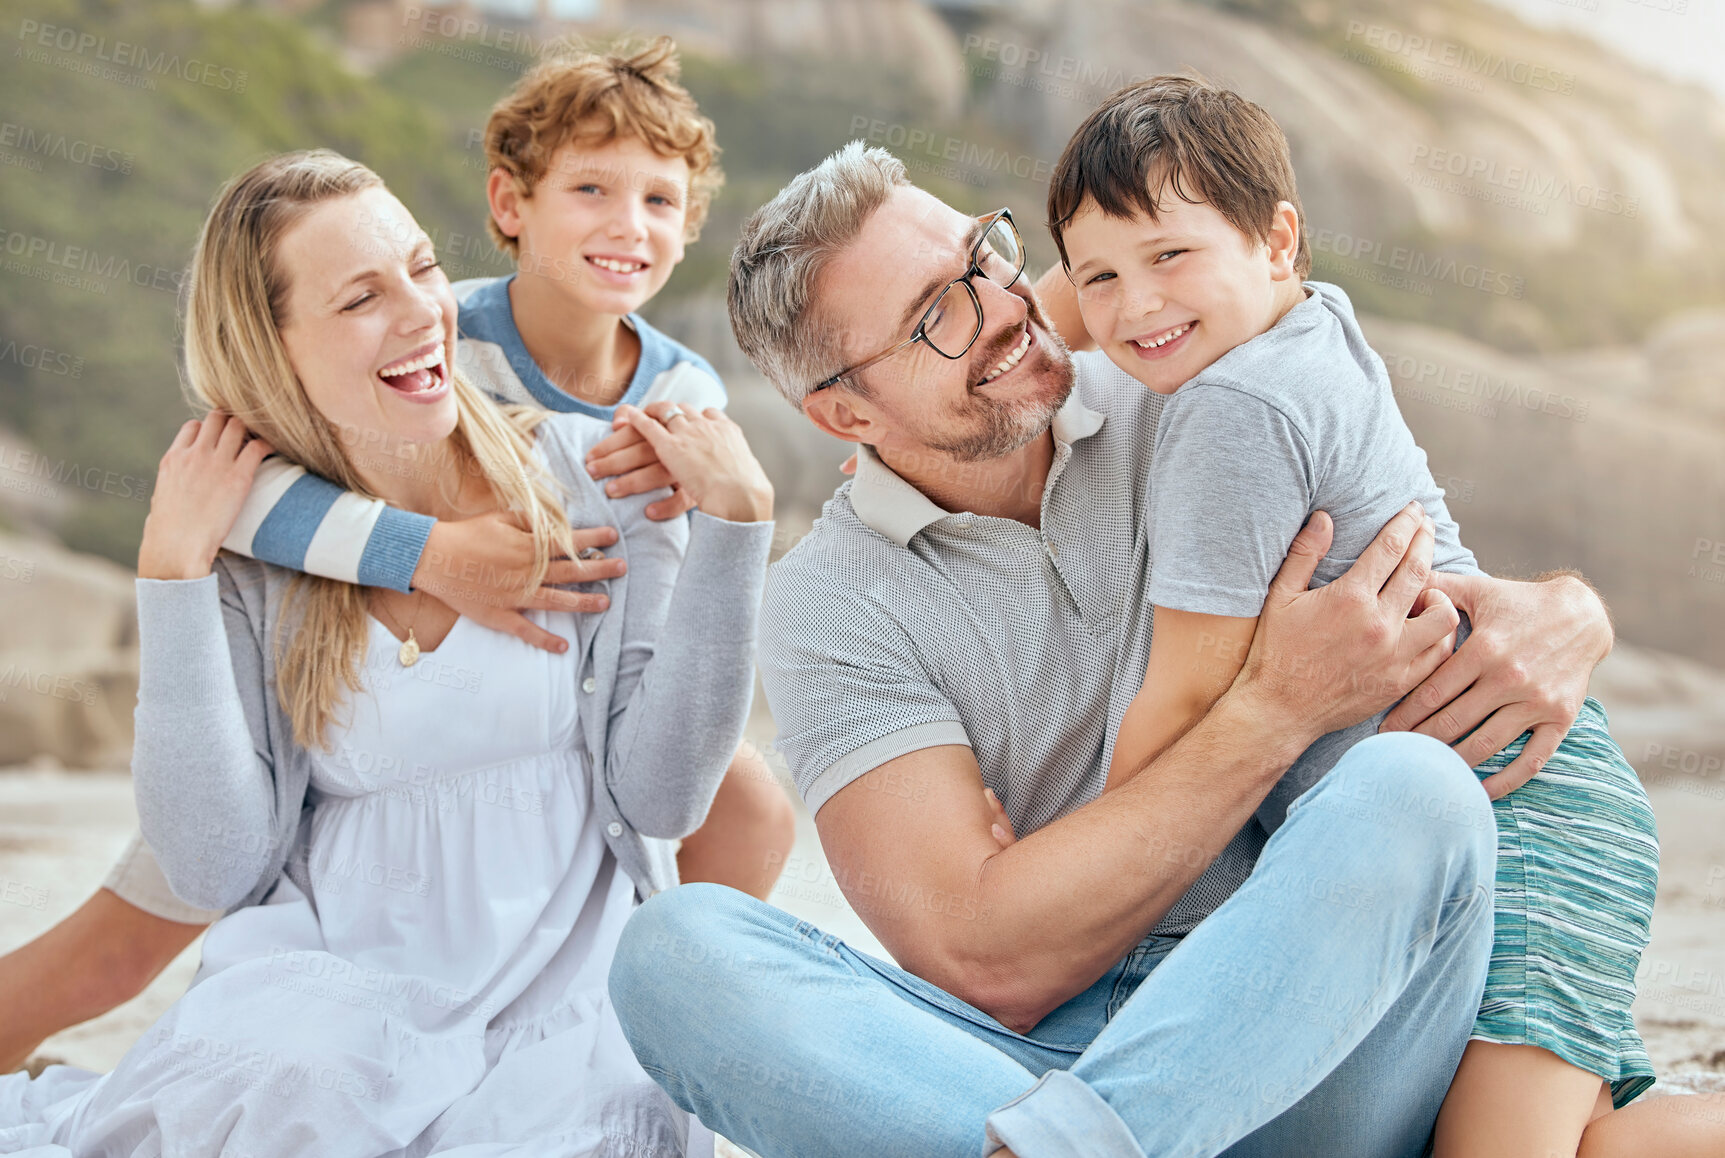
xmin=727 ymin=140 xmax=909 ymax=411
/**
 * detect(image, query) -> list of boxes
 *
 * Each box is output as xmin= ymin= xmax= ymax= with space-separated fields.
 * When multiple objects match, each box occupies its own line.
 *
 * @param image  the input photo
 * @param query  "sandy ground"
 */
xmin=3 ymin=645 xmax=1723 ymax=1143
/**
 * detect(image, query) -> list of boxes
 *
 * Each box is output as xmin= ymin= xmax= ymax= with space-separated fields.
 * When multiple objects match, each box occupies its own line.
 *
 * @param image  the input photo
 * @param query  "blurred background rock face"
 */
xmin=0 ymin=0 xmax=1715 ymax=799
xmin=0 ymin=531 xmax=135 ymax=769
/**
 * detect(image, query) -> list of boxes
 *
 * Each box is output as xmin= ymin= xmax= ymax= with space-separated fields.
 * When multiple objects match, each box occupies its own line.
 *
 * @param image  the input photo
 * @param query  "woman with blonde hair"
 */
xmin=0 ymin=149 xmax=773 ymax=1156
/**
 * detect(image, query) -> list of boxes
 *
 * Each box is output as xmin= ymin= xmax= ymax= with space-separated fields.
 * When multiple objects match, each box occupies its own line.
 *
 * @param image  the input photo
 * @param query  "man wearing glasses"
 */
xmin=606 ymin=142 xmax=1616 ymax=1157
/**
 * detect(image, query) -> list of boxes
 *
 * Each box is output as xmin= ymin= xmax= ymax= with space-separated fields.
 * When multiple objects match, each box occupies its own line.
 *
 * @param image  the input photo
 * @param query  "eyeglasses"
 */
xmin=810 ymin=207 xmax=1025 ymax=393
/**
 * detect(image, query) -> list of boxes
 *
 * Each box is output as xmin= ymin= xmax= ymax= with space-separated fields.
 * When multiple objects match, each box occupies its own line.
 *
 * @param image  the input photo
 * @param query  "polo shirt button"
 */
xmin=606 ymin=822 xmax=623 ymax=837
xmin=582 ymin=676 xmax=597 ymax=693
xmin=954 ymin=517 xmax=973 ymax=530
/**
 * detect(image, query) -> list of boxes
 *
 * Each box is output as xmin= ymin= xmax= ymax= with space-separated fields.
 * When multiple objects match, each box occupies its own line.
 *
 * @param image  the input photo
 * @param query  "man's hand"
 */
xmin=412 ymin=510 xmax=626 ymax=653
xmin=1381 ymin=570 xmax=1611 ymax=799
xmin=1238 ymin=502 xmax=1460 ymax=747
xmin=585 ymin=410 xmax=699 ymax=522
xmin=983 ymin=786 xmax=1016 ymax=850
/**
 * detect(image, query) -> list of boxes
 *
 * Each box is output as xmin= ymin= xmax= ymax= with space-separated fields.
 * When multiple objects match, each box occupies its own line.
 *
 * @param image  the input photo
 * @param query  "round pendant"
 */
xmin=399 ymin=633 xmax=421 ymax=667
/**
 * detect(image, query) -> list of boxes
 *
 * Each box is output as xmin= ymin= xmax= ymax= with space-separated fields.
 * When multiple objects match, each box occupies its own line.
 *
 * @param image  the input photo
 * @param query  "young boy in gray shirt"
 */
xmin=1041 ymin=75 xmax=1661 ymax=1155
xmin=1114 ymin=272 xmax=1481 ymax=829
xmin=1048 ymin=80 xmax=1480 ymax=829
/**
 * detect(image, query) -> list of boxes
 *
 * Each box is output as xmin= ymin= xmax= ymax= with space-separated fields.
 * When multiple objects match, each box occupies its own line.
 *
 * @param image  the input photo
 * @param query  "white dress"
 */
xmin=1 ymin=612 xmax=707 ymax=1158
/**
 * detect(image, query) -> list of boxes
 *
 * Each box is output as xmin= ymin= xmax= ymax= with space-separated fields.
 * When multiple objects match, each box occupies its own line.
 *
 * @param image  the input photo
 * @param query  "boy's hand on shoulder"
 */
xmin=586 ymin=411 xmax=698 ymax=521
xmin=414 ymin=511 xmax=627 ymax=654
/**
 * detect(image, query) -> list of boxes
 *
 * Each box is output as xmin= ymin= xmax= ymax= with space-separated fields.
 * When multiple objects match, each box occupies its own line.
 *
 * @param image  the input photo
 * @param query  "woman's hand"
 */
xmin=137 ymin=413 xmax=274 ymax=580
xmin=614 ymin=402 xmax=773 ymax=524
xmin=584 ymin=414 xmax=700 ymax=522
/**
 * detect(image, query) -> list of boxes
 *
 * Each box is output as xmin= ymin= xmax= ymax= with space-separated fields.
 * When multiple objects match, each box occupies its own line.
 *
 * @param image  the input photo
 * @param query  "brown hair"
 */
xmin=1047 ymin=75 xmax=1309 ymax=277
xmin=484 ymin=35 xmax=723 ymax=254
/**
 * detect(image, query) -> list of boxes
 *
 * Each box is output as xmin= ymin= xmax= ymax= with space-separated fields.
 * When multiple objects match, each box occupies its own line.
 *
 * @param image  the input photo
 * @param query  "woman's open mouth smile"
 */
xmin=377 ymin=342 xmax=450 ymax=403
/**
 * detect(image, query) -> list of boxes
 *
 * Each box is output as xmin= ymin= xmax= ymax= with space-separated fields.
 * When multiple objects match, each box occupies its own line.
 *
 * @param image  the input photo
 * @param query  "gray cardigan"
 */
xmin=130 ymin=414 xmax=773 ymax=913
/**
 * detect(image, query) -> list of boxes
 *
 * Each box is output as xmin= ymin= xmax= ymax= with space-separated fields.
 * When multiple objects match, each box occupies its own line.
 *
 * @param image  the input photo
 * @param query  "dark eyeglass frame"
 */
xmin=809 ymin=207 xmax=1024 ymax=394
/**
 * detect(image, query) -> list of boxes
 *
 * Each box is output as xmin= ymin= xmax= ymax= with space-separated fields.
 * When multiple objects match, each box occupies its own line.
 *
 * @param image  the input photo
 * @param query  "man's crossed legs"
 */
xmin=609 ymin=732 xmax=1497 ymax=1158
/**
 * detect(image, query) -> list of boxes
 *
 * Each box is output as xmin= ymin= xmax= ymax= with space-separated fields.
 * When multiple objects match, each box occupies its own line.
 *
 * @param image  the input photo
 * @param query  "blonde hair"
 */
xmin=182 ymin=149 xmax=575 ymax=750
xmin=484 ymin=34 xmax=723 ymax=253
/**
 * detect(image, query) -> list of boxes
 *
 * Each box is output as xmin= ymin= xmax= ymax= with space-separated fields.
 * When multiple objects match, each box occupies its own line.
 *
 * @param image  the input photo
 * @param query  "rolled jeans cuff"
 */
xmin=983 ymin=1070 xmax=1146 ymax=1158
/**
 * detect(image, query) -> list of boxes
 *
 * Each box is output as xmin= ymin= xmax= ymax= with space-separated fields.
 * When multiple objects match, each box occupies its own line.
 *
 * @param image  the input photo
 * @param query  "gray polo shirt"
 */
xmin=759 ymin=350 xmax=1264 ymax=937
xmin=1145 ymin=280 xmax=1485 ymax=830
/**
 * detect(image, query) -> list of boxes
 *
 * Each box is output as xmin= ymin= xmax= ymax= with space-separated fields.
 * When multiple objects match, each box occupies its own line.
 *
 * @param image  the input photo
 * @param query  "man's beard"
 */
xmin=925 ymin=305 xmax=1076 ymax=463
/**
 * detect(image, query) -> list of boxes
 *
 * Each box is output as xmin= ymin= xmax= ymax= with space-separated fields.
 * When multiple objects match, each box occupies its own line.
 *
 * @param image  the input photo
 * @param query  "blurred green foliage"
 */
xmin=1 ymin=0 xmax=1720 ymax=565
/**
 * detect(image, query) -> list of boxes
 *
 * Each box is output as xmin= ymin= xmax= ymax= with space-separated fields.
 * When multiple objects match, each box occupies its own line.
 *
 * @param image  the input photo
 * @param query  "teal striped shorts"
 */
xmin=1469 ymin=696 xmax=1659 ymax=1107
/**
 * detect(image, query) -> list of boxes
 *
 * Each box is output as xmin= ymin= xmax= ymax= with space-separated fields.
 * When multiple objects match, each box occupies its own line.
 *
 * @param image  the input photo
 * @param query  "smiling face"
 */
xmin=812 ymin=185 xmax=1072 ymax=462
xmin=491 ymin=135 xmax=690 ymax=317
xmin=1062 ymin=186 xmax=1302 ymax=395
xmin=273 ymin=186 xmax=460 ymax=454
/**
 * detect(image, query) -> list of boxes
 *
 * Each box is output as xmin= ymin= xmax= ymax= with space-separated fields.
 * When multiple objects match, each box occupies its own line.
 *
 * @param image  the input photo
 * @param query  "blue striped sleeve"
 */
xmin=248 ymin=474 xmax=342 ymax=573
xmin=243 ymin=473 xmax=432 ymax=592
xmin=357 ymin=508 xmax=435 ymax=593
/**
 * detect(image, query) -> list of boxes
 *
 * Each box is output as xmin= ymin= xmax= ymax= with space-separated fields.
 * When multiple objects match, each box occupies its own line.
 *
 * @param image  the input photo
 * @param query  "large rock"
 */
xmin=1358 ymin=312 xmax=1725 ymax=669
xmin=0 ymin=531 xmax=138 ymax=769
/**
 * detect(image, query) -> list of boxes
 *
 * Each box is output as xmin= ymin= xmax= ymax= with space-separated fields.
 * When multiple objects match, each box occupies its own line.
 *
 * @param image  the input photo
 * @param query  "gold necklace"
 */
xmin=374 ymin=594 xmax=426 ymax=667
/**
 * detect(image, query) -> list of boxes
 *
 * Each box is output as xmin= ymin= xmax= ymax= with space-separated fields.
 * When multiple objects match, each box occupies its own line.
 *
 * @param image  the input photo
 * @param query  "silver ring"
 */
xmin=659 ymin=405 xmax=687 ymax=424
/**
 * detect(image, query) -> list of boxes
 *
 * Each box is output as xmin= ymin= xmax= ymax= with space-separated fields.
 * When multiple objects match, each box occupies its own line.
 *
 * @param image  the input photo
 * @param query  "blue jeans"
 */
xmin=608 ymin=732 xmax=1496 ymax=1158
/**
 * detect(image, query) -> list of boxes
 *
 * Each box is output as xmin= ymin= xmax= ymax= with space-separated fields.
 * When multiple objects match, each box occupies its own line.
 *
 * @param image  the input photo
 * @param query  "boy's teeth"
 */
xmin=379 ymin=348 xmax=445 ymax=379
xmin=591 ymin=257 xmax=646 ymax=273
xmin=980 ymin=327 xmax=1032 ymax=384
xmin=1133 ymin=323 xmax=1191 ymax=349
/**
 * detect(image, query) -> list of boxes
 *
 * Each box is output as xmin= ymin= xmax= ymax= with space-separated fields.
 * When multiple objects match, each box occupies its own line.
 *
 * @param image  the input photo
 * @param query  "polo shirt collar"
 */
xmin=850 ymin=389 xmax=1107 ymax=547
